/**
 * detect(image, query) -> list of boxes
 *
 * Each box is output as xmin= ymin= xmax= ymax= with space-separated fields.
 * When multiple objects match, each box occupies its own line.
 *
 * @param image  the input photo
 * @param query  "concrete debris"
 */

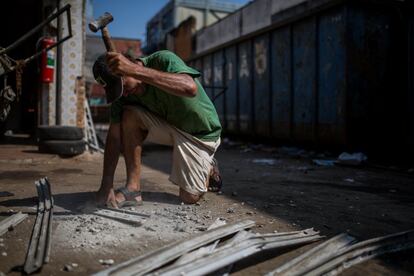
xmin=0 ymin=212 xmax=28 ymax=236
xmin=1 ymin=252 xmax=6 ymax=257
xmin=207 ymin=218 xmax=226 ymax=230
xmin=63 ymin=264 xmax=74 ymax=272
xmin=99 ymin=259 xmax=115 ymax=266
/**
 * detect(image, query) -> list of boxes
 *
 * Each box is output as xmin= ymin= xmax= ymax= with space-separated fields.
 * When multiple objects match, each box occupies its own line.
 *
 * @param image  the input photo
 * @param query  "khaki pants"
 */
xmin=123 ymin=106 xmax=220 ymax=195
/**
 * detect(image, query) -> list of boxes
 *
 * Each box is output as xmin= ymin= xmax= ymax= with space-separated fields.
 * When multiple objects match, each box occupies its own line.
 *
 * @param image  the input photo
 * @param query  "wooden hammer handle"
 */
xmin=101 ymin=27 xmax=117 ymax=52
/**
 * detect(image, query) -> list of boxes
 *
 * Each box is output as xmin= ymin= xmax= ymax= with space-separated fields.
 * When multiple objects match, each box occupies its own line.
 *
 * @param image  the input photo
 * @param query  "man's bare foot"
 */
xmin=208 ymin=161 xmax=222 ymax=192
xmin=96 ymin=188 xmax=117 ymax=208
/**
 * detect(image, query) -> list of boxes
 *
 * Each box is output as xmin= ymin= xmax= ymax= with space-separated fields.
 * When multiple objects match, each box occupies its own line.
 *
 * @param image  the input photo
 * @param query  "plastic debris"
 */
xmin=252 ymin=159 xmax=279 ymax=166
xmin=313 ymin=159 xmax=335 ymax=167
xmin=337 ymin=152 xmax=367 ymax=166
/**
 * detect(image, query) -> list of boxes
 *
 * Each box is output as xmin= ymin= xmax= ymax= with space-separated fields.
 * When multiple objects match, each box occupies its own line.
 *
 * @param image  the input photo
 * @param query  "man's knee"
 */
xmin=122 ymin=108 xmax=137 ymax=127
xmin=179 ymin=188 xmax=202 ymax=204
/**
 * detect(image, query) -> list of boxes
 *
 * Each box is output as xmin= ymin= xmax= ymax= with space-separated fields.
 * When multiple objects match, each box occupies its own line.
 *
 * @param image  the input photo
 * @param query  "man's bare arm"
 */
xmin=106 ymin=52 xmax=198 ymax=97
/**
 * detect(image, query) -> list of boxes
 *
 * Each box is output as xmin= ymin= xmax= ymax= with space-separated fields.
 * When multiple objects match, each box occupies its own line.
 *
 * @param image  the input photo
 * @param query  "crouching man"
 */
xmin=93 ymin=50 xmax=222 ymax=208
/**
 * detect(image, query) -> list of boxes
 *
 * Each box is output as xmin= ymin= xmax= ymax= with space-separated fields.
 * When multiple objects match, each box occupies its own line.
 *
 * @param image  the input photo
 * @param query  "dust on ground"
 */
xmin=0 ymin=141 xmax=413 ymax=275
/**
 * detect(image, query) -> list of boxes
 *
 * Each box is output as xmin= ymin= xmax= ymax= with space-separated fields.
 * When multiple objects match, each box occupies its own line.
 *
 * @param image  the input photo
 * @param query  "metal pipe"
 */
xmin=0 ymin=4 xmax=71 ymax=56
xmin=55 ymin=0 xmax=62 ymax=125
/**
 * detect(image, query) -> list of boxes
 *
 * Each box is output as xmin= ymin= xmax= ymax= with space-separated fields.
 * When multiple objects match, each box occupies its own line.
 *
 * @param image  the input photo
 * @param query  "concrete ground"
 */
xmin=0 ymin=138 xmax=413 ymax=275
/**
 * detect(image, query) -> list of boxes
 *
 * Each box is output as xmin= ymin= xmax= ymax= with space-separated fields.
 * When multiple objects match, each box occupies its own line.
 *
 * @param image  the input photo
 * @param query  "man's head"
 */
xmin=93 ymin=54 xmax=145 ymax=103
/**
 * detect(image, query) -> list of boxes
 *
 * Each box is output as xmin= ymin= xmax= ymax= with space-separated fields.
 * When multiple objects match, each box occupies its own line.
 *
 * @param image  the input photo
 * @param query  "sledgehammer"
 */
xmin=89 ymin=12 xmax=123 ymax=103
xmin=89 ymin=12 xmax=117 ymax=52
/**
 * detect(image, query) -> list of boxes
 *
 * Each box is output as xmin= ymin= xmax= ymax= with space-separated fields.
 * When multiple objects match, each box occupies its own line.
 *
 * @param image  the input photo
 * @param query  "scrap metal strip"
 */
xmin=266 ymin=233 xmax=357 ymax=276
xmin=23 ymin=178 xmax=54 ymax=274
xmin=100 ymin=207 xmax=150 ymax=218
xmin=0 ymin=212 xmax=28 ymax=236
xmin=44 ymin=178 xmax=53 ymax=263
xmin=93 ymin=220 xmax=256 ymax=276
xmin=93 ymin=209 xmax=144 ymax=226
xmin=151 ymin=228 xmax=323 ymax=276
xmin=306 ymin=229 xmax=414 ymax=276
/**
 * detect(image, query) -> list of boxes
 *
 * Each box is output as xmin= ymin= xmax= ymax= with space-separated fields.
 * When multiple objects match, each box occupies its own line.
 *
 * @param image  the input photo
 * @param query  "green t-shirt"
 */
xmin=110 ymin=50 xmax=222 ymax=142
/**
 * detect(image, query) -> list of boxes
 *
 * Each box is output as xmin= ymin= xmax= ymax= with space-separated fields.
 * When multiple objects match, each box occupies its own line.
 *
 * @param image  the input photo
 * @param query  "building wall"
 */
xmin=177 ymin=6 xmax=229 ymax=31
xmin=60 ymin=0 xmax=85 ymax=126
xmin=166 ymin=17 xmax=196 ymax=60
xmin=47 ymin=0 xmax=85 ymax=126
xmin=146 ymin=0 xmax=241 ymax=53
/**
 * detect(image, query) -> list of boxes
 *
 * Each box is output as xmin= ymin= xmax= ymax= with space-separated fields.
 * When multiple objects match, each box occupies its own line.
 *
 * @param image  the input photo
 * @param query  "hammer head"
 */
xmin=89 ymin=12 xmax=113 ymax=32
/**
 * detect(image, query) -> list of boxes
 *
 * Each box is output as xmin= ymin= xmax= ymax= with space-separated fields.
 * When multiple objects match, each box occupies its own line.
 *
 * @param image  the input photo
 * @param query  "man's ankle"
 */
xmin=125 ymin=184 xmax=140 ymax=192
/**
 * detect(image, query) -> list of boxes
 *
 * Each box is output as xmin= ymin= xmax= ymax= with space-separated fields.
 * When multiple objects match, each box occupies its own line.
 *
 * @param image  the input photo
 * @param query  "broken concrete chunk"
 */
xmin=99 ymin=259 xmax=115 ymax=265
xmin=63 ymin=264 xmax=73 ymax=272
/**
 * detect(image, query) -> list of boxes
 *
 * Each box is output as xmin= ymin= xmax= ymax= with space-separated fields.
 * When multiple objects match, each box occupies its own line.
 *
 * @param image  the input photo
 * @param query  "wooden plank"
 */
xmin=0 ymin=212 xmax=28 ymax=236
xmin=93 ymin=220 xmax=255 ymax=276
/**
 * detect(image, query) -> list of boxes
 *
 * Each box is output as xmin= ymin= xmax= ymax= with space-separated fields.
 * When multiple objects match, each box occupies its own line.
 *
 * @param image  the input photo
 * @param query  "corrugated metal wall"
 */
xmin=191 ymin=0 xmax=413 ymax=157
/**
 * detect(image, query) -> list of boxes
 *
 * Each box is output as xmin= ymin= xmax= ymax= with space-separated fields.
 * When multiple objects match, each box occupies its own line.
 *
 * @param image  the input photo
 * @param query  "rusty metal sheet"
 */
xmin=213 ymin=51 xmax=225 ymax=124
xmin=202 ymin=55 xmax=213 ymax=99
xmin=271 ymin=27 xmax=292 ymax=140
xmin=410 ymin=13 xmax=414 ymax=154
xmin=224 ymin=46 xmax=238 ymax=133
xmin=253 ymin=34 xmax=270 ymax=136
xmin=317 ymin=7 xmax=347 ymax=145
xmin=238 ymin=40 xmax=253 ymax=133
xmin=346 ymin=6 xmax=392 ymax=151
xmin=292 ymin=18 xmax=317 ymax=143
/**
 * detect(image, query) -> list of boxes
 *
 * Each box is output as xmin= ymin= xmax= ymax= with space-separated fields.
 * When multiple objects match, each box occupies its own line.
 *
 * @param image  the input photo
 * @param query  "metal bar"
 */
xmin=0 ymin=4 xmax=71 ymax=55
xmin=151 ymin=228 xmax=323 ymax=276
xmin=266 ymin=233 xmax=356 ymax=276
xmin=173 ymin=219 xmax=230 ymax=266
xmin=0 ymin=212 xmax=28 ymax=236
xmin=56 ymin=0 xmax=63 ymax=125
xmin=212 ymin=87 xmax=227 ymax=102
xmin=23 ymin=181 xmax=45 ymax=274
xmin=43 ymin=178 xmax=53 ymax=263
xmin=99 ymin=207 xmax=150 ymax=219
xmin=93 ymin=220 xmax=255 ymax=276
xmin=306 ymin=229 xmax=414 ymax=276
xmin=93 ymin=209 xmax=144 ymax=226
xmin=23 ymin=178 xmax=54 ymax=274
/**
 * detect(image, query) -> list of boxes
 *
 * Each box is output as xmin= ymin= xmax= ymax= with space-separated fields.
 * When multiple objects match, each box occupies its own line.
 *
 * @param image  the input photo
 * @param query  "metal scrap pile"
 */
xmin=93 ymin=219 xmax=414 ymax=276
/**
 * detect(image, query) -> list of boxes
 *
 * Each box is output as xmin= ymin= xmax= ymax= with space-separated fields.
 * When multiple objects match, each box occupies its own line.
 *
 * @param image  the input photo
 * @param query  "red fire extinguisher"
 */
xmin=40 ymin=37 xmax=55 ymax=83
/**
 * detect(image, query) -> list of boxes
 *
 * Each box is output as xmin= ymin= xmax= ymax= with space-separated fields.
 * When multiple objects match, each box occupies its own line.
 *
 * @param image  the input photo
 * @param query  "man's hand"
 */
xmin=96 ymin=187 xmax=118 ymax=208
xmin=106 ymin=52 xmax=139 ymax=77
